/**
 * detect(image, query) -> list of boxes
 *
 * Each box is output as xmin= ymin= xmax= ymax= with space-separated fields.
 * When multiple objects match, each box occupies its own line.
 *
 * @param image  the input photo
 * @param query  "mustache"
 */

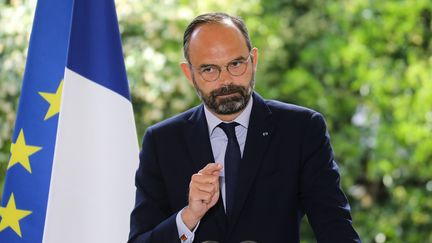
xmin=211 ymin=85 xmax=246 ymax=97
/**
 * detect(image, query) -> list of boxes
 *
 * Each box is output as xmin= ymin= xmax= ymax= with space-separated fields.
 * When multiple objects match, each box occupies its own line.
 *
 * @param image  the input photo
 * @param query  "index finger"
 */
xmin=198 ymin=163 xmax=223 ymax=175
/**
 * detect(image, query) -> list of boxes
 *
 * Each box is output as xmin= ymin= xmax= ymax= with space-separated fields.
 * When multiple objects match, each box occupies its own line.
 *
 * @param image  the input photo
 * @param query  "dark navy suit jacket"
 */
xmin=129 ymin=92 xmax=361 ymax=243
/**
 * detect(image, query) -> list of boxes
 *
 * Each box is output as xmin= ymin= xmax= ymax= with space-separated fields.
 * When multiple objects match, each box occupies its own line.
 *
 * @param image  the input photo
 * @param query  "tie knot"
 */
xmin=218 ymin=122 xmax=239 ymax=139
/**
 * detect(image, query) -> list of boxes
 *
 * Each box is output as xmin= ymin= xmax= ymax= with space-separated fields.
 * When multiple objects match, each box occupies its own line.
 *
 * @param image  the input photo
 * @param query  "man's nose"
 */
xmin=218 ymin=68 xmax=233 ymax=85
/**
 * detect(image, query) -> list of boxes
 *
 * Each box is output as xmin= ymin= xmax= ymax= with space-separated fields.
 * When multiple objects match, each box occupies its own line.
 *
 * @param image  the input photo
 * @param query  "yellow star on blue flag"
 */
xmin=8 ymin=129 xmax=42 ymax=173
xmin=0 ymin=194 xmax=32 ymax=238
xmin=39 ymin=80 xmax=64 ymax=120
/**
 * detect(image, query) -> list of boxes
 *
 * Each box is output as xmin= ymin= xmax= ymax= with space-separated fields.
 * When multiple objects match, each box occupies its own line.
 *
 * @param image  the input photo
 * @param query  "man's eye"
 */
xmin=200 ymin=66 xmax=217 ymax=73
xmin=229 ymin=60 xmax=244 ymax=68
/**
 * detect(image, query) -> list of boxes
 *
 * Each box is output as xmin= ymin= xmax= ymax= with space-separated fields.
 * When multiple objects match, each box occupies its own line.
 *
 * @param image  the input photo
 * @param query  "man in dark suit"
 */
xmin=129 ymin=12 xmax=361 ymax=243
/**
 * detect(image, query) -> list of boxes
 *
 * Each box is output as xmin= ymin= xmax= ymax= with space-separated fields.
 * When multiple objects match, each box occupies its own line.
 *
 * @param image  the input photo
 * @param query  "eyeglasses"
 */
xmin=189 ymin=53 xmax=253 ymax=82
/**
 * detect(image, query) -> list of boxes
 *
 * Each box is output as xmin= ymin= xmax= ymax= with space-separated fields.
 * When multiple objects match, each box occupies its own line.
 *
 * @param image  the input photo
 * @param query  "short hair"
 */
xmin=183 ymin=12 xmax=252 ymax=63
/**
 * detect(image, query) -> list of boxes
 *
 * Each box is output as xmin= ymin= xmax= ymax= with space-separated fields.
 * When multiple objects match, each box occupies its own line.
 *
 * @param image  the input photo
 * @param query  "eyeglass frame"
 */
xmin=188 ymin=52 xmax=254 ymax=82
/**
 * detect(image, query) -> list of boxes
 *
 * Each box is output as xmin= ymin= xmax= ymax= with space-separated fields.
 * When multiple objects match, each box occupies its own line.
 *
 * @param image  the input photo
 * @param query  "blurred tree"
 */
xmin=0 ymin=0 xmax=431 ymax=242
xmin=255 ymin=0 xmax=432 ymax=242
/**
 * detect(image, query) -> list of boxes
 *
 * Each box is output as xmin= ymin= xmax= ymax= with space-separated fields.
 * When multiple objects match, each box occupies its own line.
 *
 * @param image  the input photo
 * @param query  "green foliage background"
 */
xmin=1 ymin=0 xmax=431 ymax=242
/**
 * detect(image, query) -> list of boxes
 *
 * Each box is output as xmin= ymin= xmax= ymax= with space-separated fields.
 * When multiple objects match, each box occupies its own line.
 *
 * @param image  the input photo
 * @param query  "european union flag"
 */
xmin=0 ymin=1 xmax=139 ymax=242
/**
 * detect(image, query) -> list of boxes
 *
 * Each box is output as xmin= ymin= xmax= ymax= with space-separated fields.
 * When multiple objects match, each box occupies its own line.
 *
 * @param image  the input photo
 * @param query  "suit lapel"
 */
xmin=229 ymin=92 xmax=275 ymax=231
xmin=183 ymin=105 xmax=214 ymax=171
xmin=183 ymin=105 xmax=228 ymax=233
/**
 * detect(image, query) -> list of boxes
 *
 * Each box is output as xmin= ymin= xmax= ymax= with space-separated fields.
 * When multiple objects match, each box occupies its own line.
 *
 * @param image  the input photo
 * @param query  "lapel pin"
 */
xmin=262 ymin=132 xmax=269 ymax=136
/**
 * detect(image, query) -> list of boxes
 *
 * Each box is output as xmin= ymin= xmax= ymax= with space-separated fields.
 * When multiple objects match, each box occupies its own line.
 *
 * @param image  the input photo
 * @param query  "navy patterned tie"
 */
xmin=218 ymin=122 xmax=241 ymax=218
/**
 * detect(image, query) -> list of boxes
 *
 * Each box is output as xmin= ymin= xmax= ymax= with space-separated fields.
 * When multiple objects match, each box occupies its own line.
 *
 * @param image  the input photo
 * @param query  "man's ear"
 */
xmin=251 ymin=47 xmax=258 ymax=72
xmin=180 ymin=62 xmax=193 ymax=85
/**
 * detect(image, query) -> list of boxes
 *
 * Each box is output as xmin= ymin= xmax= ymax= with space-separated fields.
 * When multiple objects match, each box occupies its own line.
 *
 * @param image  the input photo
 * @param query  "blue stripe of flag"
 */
xmin=67 ymin=0 xmax=131 ymax=100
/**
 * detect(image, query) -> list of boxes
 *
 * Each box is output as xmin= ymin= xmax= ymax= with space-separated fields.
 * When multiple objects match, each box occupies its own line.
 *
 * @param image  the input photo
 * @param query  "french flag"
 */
xmin=0 ymin=0 xmax=139 ymax=242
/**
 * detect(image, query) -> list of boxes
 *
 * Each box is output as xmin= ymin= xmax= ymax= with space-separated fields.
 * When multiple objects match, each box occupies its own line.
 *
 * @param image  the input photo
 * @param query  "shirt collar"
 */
xmin=204 ymin=95 xmax=253 ymax=136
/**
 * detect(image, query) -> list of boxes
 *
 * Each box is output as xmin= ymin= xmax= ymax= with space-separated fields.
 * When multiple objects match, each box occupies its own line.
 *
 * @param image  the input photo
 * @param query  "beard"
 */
xmin=192 ymin=74 xmax=255 ymax=115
